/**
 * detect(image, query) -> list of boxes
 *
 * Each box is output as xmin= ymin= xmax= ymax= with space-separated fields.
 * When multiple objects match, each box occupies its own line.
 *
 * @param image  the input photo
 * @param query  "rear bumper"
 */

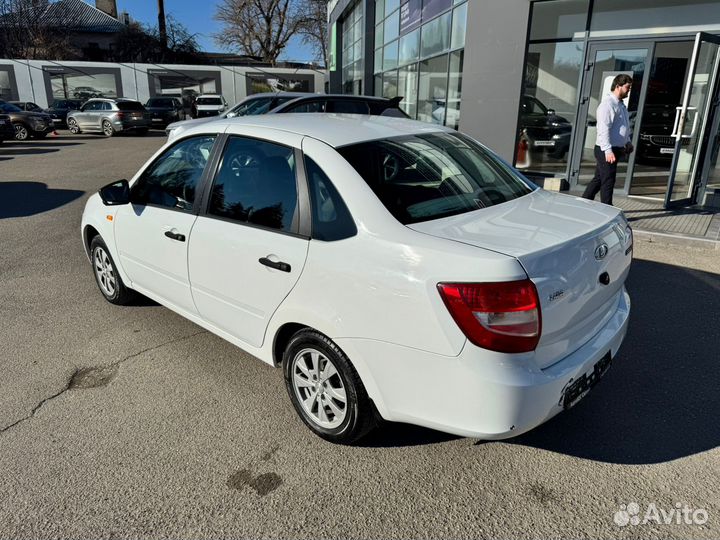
xmin=336 ymin=288 xmax=630 ymax=439
xmin=114 ymin=119 xmax=151 ymax=131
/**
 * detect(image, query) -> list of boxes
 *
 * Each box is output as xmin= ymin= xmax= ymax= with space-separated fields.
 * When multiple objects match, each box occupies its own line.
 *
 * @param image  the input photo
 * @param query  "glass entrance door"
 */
xmin=665 ymin=32 xmax=720 ymax=207
xmin=571 ymin=44 xmax=651 ymax=193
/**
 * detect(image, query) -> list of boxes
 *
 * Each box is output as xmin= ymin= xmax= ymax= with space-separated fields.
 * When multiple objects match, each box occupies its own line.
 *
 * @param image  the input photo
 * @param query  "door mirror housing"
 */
xmin=99 ymin=179 xmax=130 ymax=206
xmin=547 ymin=109 xmax=556 ymax=116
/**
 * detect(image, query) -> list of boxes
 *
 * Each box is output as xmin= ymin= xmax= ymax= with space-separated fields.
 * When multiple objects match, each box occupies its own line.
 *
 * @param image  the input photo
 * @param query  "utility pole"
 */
xmin=157 ymin=0 xmax=168 ymax=51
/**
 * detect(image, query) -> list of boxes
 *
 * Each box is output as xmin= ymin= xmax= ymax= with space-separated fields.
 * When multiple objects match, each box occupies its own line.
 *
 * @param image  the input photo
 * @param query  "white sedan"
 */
xmin=81 ymin=114 xmax=632 ymax=444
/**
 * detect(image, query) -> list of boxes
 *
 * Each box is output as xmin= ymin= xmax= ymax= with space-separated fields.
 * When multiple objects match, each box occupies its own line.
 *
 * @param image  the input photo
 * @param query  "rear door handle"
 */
xmin=164 ymin=231 xmax=186 ymax=242
xmin=259 ymin=257 xmax=291 ymax=273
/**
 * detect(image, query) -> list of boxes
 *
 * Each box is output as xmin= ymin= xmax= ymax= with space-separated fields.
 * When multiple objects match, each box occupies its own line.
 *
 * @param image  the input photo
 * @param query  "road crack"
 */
xmin=0 ymin=330 xmax=207 ymax=435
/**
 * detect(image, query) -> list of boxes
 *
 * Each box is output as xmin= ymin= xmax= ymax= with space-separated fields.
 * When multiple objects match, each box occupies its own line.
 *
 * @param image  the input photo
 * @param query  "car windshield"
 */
xmin=146 ymin=98 xmax=176 ymax=107
xmin=197 ymin=97 xmax=222 ymax=105
xmin=338 ymin=132 xmax=535 ymax=225
xmin=0 ymin=102 xmax=22 ymax=113
xmin=117 ymin=101 xmax=145 ymax=111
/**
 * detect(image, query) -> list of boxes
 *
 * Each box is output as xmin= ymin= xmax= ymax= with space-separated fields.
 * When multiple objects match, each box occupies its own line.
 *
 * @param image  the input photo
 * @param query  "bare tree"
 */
xmin=112 ymin=15 xmax=199 ymax=63
xmin=0 ymin=0 xmax=81 ymax=59
xmin=213 ymin=0 xmax=306 ymax=65
xmin=298 ymin=0 xmax=328 ymax=67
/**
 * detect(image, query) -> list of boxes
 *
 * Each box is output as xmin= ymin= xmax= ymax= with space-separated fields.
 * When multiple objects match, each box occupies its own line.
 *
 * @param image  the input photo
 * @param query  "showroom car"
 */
xmin=82 ymin=114 xmax=632 ymax=444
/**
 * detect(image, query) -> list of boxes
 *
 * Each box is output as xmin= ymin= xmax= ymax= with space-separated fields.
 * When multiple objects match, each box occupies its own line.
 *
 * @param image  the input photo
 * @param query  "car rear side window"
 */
xmin=130 ymin=135 xmax=216 ymax=212
xmin=208 ymin=136 xmax=298 ymax=233
xmin=305 ymin=157 xmax=356 ymax=241
xmin=337 ymin=132 xmax=534 ymax=225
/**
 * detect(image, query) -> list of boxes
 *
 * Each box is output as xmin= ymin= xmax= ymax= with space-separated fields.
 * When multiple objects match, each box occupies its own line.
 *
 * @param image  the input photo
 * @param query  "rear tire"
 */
xmin=283 ymin=329 xmax=376 ymax=444
xmin=102 ymin=120 xmax=115 ymax=137
xmin=90 ymin=236 xmax=134 ymax=305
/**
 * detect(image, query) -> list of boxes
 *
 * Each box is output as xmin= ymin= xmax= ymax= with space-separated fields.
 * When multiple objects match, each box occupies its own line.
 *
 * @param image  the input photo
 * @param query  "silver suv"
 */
xmin=67 ymin=98 xmax=151 ymax=137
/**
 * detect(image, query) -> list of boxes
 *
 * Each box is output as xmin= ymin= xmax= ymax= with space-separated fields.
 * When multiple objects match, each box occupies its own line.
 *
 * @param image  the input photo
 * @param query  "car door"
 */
xmin=188 ymin=128 xmax=310 ymax=348
xmin=76 ymin=101 xmax=97 ymax=128
xmin=114 ymin=134 xmax=218 ymax=314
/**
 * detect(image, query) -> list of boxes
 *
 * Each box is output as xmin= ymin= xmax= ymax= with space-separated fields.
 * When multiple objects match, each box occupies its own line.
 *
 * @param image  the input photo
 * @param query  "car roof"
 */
xmin=208 ymin=113 xmax=452 ymax=148
xmin=197 ymin=94 xmax=223 ymax=98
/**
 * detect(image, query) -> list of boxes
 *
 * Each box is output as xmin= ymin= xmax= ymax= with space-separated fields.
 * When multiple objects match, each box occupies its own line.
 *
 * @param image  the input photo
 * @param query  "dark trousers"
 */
xmin=582 ymin=145 xmax=624 ymax=205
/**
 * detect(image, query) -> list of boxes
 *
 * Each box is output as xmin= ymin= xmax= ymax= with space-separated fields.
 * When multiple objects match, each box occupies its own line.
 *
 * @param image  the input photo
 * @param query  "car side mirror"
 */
xmin=547 ymin=109 xmax=556 ymax=116
xmin=99 ymin=179 xmax=130 ymax=206
xmin=226 ymin=111 xmax=236 ymax=118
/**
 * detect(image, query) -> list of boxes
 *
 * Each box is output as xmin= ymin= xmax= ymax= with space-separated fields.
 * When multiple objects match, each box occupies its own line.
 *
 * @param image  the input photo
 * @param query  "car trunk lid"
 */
xmin=408 ymin=190 xmax=632 ymax=368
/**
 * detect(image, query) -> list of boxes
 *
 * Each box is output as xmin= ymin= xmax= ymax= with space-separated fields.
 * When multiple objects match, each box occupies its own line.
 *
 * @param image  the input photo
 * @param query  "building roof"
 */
xmin=43 ymin=0 xmax=125 ymax=33
xmin=205 ymin=114 xmax=452 ymax=148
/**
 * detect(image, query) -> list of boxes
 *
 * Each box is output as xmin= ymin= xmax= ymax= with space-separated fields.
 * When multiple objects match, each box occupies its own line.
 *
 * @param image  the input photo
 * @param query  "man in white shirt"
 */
xmin=582 ymin=74 xmax=634 ymax=205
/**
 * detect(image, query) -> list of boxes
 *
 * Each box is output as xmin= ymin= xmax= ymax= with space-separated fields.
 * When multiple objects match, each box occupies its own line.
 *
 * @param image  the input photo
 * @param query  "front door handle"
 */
xmin=164 ymin=230 xmax=186 ymax=242
xmin=259 ymin=257 xmax=291 ymax=273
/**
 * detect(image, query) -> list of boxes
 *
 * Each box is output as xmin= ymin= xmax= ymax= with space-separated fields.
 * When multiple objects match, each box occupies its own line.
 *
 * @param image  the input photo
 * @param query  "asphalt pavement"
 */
xmin=0 ymin=132 xmax=719 ymax=539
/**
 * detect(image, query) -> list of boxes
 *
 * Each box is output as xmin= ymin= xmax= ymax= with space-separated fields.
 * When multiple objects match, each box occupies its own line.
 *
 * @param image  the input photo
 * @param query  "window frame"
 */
xmin=129 ymin=133 xmax=221 ymax=215
xmin=198 ymin=134 xmax=312 ymax=239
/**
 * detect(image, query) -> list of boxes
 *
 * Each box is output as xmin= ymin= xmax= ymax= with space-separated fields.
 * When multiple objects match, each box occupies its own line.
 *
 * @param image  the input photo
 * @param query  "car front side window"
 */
xmin=208 ymin=136 xmax=298 ymax=232
xmin=131 ymin=135 xmax=217 ymax=212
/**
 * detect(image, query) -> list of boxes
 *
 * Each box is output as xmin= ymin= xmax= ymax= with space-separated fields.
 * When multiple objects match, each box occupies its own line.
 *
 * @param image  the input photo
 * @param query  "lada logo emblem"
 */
xmin=594 ymin=243 xmax=609 ymax=260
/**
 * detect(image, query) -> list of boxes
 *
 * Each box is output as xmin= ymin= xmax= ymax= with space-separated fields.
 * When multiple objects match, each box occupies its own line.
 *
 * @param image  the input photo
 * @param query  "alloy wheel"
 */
xmin=14 ymin=124 xmax=29 ymax=141
xmin=291 ymin=347 xmax=347 ymax=429
xmin=102 ymin=120 xmax=114 ymax=137
xmin=68 ymin=119 xmax=80 ymax=134
xmin=93 ymin=246 xmax=116 ymax=297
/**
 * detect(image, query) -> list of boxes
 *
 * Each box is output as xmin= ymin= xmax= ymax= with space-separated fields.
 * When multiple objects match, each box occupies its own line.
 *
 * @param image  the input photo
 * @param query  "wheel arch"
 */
xmin=83 ymin=224 xmax=100 ymax=260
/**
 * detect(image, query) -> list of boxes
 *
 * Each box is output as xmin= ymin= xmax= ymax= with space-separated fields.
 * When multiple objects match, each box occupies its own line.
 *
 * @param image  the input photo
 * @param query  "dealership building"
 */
xmin=327 ymin=0 xmax=720 ymax=208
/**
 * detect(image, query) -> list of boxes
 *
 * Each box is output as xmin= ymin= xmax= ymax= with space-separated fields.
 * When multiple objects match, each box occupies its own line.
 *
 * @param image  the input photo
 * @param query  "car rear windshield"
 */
xmin=197 ymin=97 xmax=222 ymax=105
xmin=147 ymin=98 xmax=176 ymax=107
xmin=337 ymin=132 xmax=535 ymax=225
xmin=117 ymin=101 xmax=145 ymax=111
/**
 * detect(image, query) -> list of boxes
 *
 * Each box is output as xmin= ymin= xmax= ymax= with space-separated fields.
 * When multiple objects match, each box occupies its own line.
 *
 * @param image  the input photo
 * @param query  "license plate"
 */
xmin=562 ymin=352 xmax=612 ymax=409
xmin=152 ymin=118 xmax=163 ymax=122
xmin=660 ymin=147 xmax=675 ymax=154
xmin=534 ymin=140 xmax=555 ymax=147
xmin=52 ymin=119 xmax=61 ymax=123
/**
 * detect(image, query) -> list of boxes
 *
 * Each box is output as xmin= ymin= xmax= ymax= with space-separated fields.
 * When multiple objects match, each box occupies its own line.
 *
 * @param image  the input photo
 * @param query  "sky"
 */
xmin=112 ymin=0 xmax=317 ymax=63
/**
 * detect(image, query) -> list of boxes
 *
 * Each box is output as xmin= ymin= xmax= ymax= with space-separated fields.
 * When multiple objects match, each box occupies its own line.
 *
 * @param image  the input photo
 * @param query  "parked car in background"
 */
xmin=67 ymin=98 xmax=150 ymax=137
xmin=193 ymin=94 xmax=228 ymax=118
xmin=144 ymin=97 xmax=186 ymax=129
xmin=0 ymin=100 xmax=54 ymax=140
xmin=0 ymin=113 xmax=15 ymax=143
xmin=44 ymin=99 xmax=84 ymax=127
xmin=9 ymin=101 xmax=45 ymax=113
xmin=166 ymin=93 xmax=409 ymax=140
xmin=83 ymin=114 xmax=631 ymax=444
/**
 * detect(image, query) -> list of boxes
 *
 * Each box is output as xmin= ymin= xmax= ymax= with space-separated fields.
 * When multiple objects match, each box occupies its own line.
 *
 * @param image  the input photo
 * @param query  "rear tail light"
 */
xmin=437 ymin=279 xmax=542 ymax=353
xmin=116 ymin=112 xmax=125 ymax=119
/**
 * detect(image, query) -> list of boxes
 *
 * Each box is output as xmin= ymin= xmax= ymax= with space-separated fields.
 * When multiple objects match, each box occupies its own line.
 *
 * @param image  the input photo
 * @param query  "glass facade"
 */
xmin=50 ymin=73 xmax=119 ymax=101
xmin=374 ymin=0 xmax=467 ymax=127
xmin=0 ymin=70 xmax=13 ymax=101
xmin=342 ymin=2 xmax=364 ymax=95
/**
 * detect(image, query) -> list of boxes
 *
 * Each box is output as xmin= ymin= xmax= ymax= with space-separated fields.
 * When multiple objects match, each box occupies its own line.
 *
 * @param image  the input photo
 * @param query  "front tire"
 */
xmin=102 ymin=120 xmax=115 ymax=137
xmin=67 ymin=118 xmax=81 ymax=134
xmin=90 ymin=236 xmax=134 ymax=305
xmin=283 ymin=329 xmax=376 ymax=444
xmin=13 ymin=123 xmax=29 ymax=141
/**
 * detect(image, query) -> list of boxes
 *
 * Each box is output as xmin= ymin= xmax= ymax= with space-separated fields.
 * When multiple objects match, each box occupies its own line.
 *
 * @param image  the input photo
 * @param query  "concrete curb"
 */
xmin=633 ymin=229 xmax=720 ymax=250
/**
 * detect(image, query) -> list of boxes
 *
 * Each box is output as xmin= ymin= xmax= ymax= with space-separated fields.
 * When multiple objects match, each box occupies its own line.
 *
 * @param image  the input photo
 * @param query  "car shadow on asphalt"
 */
xmin=0 ymin=148 xmax=61 ymax=156
xmin=359 ymin=422 xmax=460 ymax=448
xmin=506 ymin=258 xmax=720 ymax=465
xmin=4 ymin=141 xmax=82 ymax=148
xmin=0 ymin=181 xmax=84 ymax=218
